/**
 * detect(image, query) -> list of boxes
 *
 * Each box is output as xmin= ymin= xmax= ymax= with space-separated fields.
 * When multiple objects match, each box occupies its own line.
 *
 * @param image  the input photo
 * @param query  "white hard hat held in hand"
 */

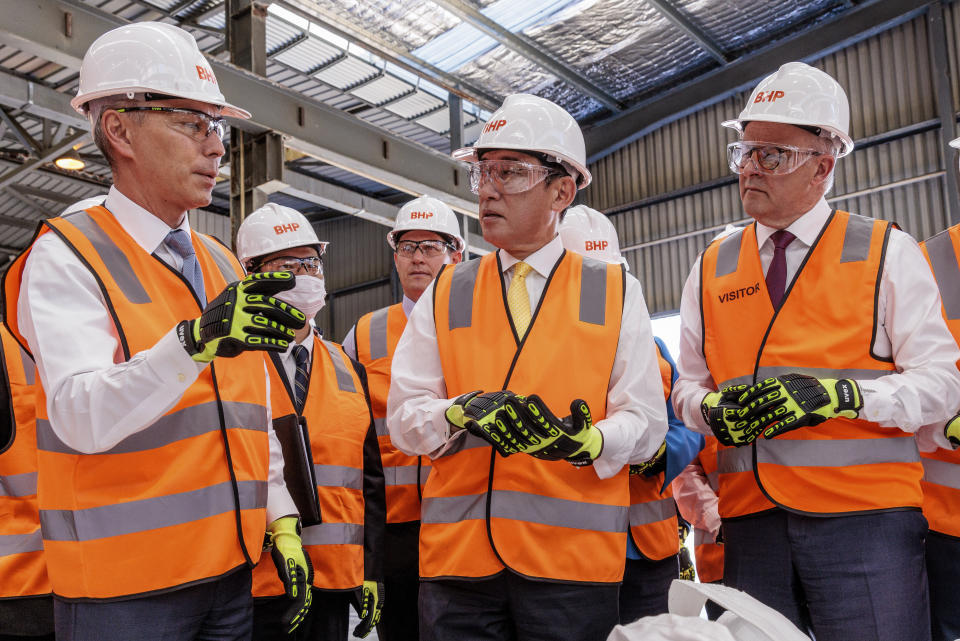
xmin=722 ymin=61 xmax=852 ymax=157
xmin=70 ymin=22 xmax=250 ymax=119
xmin=452 ymin=94 xmax=592 ymax=189
xmin=236 ymin=203 xmax=328 ymax=270
xmin=559 ymin=205 xmax=628 ymax=270
xmin=388 ymin=196 xmax=465 ymax=252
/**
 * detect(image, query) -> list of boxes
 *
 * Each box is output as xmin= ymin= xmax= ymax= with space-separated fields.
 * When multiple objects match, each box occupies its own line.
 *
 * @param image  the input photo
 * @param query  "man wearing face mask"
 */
xmin=236 ymin=204 xmax=386 ymax=641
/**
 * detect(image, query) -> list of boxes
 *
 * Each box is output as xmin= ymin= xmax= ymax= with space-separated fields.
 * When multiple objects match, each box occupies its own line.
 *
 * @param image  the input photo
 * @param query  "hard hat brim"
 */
xmin=452 ymin=143 xmax=593 ymax=189
xmin=721 ymin=117 xmax=853 ymax=157
xmin=71 ymin=87 xmax=251 ymax=120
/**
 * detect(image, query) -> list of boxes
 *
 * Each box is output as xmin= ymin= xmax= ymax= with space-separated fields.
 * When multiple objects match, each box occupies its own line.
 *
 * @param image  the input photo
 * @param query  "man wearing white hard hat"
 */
xmin=672 ymin=61 xmax=960 ymax=639
xmin=915 ymin=135 xmax=960 ymax=641
xmin=342 ymin=195 xmax=462 ymax=641
xmin=560 ymin=205 xmax=704 ymax=622
xmin=387 ymin=94 xmax=666 ymax=641
xmin=236 ymin=204 xmax=386 ymax=641
xmin=2 ymin=22 xmax=312 ymax=640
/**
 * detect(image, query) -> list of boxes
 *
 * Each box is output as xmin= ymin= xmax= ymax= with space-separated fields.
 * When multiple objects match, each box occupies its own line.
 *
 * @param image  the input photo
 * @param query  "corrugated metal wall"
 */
xmin=586 ymin=9 xmax=957 ymax=314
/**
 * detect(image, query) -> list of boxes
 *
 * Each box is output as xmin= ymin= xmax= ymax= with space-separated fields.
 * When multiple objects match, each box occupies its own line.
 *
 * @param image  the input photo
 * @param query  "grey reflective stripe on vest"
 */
xmin=719 ymin=366 xmax=891 ymax=390
xmin=756 ymin=436 xmax=919 ymax=468
xmin=373 ymin=417 xmax=388 ymax=437
xmin=579 ymin=257 xmax=607 ymax=325
xmin=65 ymin=211 xmax=151 ymax=304
xmin=0 ymin=471 xmax=37 ymax=497
xmin=629 ymin=496 xmax=676 ymax=527
xmin=301 ymin=522 xmax=363 ymax=546
xmin=36 ymin=401 xmax=267 ymax=455
xmin=693 ymin=528 xmax=717 ymax=546
xmin=385 ymin=464 xmax=420 ymax=487
xmin=322 ymin=341 xmax=356 ymax=393
xmin=840 ymin=214 xmax=875 ymax=263
xmin=922 ymin=457 xmax=960 ymax=490
xmin=313 ymin=464 xmax=362 ymax=490
xmin=422 ymin=490 xmax=628 ymax=533
xmin=706 ymin=470 xmax=719 ymax=492
xmin=433 ymin=432 xmax=489 ymax=458
xmin=448 ymin=259 xmax=482 ymax=330
xmin=420 ymin=465 xmax=431 ymax=484
xmin=0 ymin=530 xmax=43 ymax=556
xmin=924 ymin=230 xmax=960 ymax=320
xmin=368 ymin=307 xmax=390 ymax=361
xmin=18 ymin=346 xmax=34 ymax=385
xmin=40 ymin=480 xmax=267 ymax=542
xmin=717 ymin=446 xmax=753 ymax=474
xmin=196 ymin=235 xmax=239 ymax=283
xmin=714 ymin=229 xmax=744 ymax=277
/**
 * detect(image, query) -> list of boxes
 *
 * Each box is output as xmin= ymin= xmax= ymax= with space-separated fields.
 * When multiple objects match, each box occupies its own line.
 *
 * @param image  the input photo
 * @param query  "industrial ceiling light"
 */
xmin=54 ymin=147 xmax=85 ymax=171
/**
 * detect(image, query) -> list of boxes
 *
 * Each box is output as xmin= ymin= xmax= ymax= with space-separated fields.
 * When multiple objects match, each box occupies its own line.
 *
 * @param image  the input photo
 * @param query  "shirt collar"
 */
xmin=498 ymin=235 xmax=564 ymax=277
xmin=104 ymin=185 xmax=191 ymax=255
xmin=401 ymin=295 xmax=416 ymax=318
xmin=284 ymin=320 xmax=317 ymax=357
xmin=755 ymin=197 xmax=832 ymax=250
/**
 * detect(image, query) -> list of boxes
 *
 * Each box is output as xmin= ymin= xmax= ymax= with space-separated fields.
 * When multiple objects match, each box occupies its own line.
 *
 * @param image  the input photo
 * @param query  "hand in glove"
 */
xmin=629 ymin=440 xmax=666 ymax=477
xmin=352 ymin=580 xmax=384 ymax=638
xmin=445 ymin=391 xmax=534 ymax=457
xmin=678 ymin=546 xmax=696 ymax=581
xmin=737 ymin=374 xmax=862 ymax=439
xmin=700 ymin=385 xmax=756 ymax=447
xmin=516 ymin=395 xmax=603 ymax=466
xmin=178 ymin=272 xmax=306 ymax=363
xmin=945 ymin=412 xmax=960 ymax=450
xmin=267 ymin=516 xmax=313 ymax=634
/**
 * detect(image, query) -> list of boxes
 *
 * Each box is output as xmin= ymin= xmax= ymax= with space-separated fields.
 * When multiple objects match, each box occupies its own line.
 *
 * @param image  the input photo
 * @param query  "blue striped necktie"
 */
xmin=164 ymin=228 xmax=206 ymax=304
xmin=293 ymin=345 xmax=310 ymax=413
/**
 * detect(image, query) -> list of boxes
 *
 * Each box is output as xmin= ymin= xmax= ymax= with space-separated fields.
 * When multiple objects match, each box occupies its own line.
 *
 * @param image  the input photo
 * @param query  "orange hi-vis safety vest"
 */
xmin=355 ymin=304 xmax=429 ymax=524
xmin=0 ymin=325 xmax=50 ymax=598
xmin=2 ymin=206 xmax=270 ymax=600
xmin=919 ymin=225 xmax=960 ymax=537
xmin=701 ymin=211 xmax=920 ymax=517
xmin=627 ymin=343 xmax=679 ymax=561
xmin=253 ymin=336 xmax=371 ymax=594
xmin=692 ymin=437 xmax=723 ymax=584
xmin=428 ymin=251 xmax=628 ymax=584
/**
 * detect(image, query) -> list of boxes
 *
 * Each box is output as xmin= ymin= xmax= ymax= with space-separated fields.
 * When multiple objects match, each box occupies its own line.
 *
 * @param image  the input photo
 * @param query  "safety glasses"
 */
xmin=257 ymin=255 xmax=323 ymax=276
xmin=395 ymin=239 xmax=453 ymax=258
xmin=467 ymin=159 xmax=564 ymax=194
xmin=727 ymin=141 xmax=826 ymax=175
xmin=113 ymin=106 xmax=227 ymax=143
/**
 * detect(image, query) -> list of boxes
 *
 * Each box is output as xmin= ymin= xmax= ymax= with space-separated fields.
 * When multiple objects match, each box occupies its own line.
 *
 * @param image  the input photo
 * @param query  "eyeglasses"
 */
xmin=112 ymin=106 xmax=227 ymax=142
xmin=727 ymin=141 xmax=826 ymax=175
xmin=395 ymin=239 xmax=452 ymax=258
xmin=467 ymin=159 xmax=564 ymax=194
xmin=257 ymin=255 xmax=323 ymax=276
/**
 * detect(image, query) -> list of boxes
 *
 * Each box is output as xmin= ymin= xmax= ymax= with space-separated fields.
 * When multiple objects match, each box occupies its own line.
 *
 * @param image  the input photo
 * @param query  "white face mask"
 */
xmin=275 ymin=274 xmax=326 ymax=319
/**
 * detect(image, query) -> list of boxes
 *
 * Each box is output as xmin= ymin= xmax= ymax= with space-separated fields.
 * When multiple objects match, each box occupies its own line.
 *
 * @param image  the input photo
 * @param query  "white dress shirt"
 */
xmin=341 ymin=295 xmax=415 ymax=361
xmin=18 ymin=186 xmax=296 ymax=521
xmin=278 ymin=322 xmax=317 ymax=386
xmin=673 ymin=197 xmax=960 ymax=441
xmin=386 ymin=235 xmax=667 ymax=479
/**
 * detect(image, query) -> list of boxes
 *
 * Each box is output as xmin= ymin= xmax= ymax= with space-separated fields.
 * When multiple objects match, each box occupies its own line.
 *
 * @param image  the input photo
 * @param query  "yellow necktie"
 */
xmin=507 ymin=261 xmax=533 ymax=339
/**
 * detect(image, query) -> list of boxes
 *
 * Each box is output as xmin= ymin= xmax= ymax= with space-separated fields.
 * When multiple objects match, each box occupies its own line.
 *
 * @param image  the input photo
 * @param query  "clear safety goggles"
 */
xmin=727 ymin=141 xmax=826 ymax=175
xmin=257 ymin=255 xmax=323 ymax=276
xmin=113 ymin=106 xmax=227 ymax=143
xmin=395 ymin=239 xmax=453 ymax=259
xmin=467 ymin=159 xmax=564 ymax=195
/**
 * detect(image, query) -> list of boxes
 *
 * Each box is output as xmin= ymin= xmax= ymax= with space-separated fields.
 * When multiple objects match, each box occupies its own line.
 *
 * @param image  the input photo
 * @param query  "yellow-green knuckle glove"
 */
xmin=521 ymin=396 xmax=603 ymax=466
xmin=177 ymin=272 xmax=306 ymax=362
xmin=267 ymin=516 xmax=313 ymax=634
xmin=445 ymin=391 xmax=537 ymax=457
xmin=738 ymin=373 xmax=862 ymax=440
xmin=701 ymin=387 xmax=757 ymax=447
xmin=629 ymin=440 xmax=667 ymax=476
xmin=352 ymin=579 xmax=384 ymax=638
xmin=944 ymin=412 xmax=960 ymax=450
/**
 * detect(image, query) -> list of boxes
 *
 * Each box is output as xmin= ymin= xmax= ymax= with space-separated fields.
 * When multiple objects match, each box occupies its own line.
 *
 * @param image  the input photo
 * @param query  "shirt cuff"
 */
xmin=266 ymin=486 xmax=299 ymax=525
xmin=146 ymin=328 xmax=207 ymax=386
xmin=592 ymin=422 xmax=629 ymax=480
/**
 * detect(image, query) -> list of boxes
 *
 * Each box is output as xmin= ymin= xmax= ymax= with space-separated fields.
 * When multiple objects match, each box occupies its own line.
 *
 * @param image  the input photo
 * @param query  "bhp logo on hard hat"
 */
xmin=409 ymin=211 xmax=433 ymax=220
xmin=483 ymin=119 xmax=507 ymax=133
xmin=754 ymin=90 xmax=785 ymax=103
xmin=196 ymin=65 xmax=217 ymax=84
xmin=274 ymin=223 xmax=300 ymax=234
xmin=585 ymin=240 xmax=608 ymax=251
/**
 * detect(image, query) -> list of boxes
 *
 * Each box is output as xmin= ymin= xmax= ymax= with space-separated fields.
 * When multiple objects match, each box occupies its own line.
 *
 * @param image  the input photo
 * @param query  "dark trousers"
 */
xmin=54 ymin=567 xmax=253 ymax=641
xmin=419 ymin=572 xmax=619 ymax=641
xmin=377 ymin=522 xmax=420 ymax=641
xmin=0 ymin=595 xmax=54 ymax=638
xmin=252 ymin=590 xmax=351 ymax=641
xmin=927 ymin=530 xmax=960 ymax=641
xmin=618 ymin=555 xmax=678 ymax=624
xmin=723 ymin=509 xmax=930 ymax=641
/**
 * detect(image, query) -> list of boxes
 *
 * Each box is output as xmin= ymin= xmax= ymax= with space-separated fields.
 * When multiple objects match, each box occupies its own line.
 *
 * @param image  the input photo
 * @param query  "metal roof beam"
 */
xmin=0 ymin=130 xmax=88 ymax=190
xmin=0 ymin=189 xmax=48 ymax=227
xmin=0 ymin=108 xmax=40 ymax=154
xmin=0 ymin=0 xmax=479 ymax=216
xmin=584 ymin=0 xmax=931 ymax=162
xmin=645 ymin=0 xmax=728 ymax=64
xmin=429 ymin=0 xmax=623 ymax=112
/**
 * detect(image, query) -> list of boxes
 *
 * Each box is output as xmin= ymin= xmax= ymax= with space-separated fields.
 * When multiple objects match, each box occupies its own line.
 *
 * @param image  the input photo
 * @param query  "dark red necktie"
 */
xmin=766 ymin=229 xmax=796 ymax=308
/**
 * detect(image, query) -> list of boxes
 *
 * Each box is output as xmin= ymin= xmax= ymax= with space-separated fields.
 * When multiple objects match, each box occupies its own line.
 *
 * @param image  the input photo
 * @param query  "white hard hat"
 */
xmin=452 ymin=94 xmax=592 ymax=189
xmin=559 ymin=205 xmax=628 ymax=271
xmin=71 ymin=22 xmax=251 ymax=119
xmin=950 ymin=136 xmax=960 ymax=149
xmin=387 ymin=196 xmax=465 ymax=252
xmin=236 ymin=203 xmax=327 ymax=268
xmin=722 ymin=62 xmax=853 ymax=157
